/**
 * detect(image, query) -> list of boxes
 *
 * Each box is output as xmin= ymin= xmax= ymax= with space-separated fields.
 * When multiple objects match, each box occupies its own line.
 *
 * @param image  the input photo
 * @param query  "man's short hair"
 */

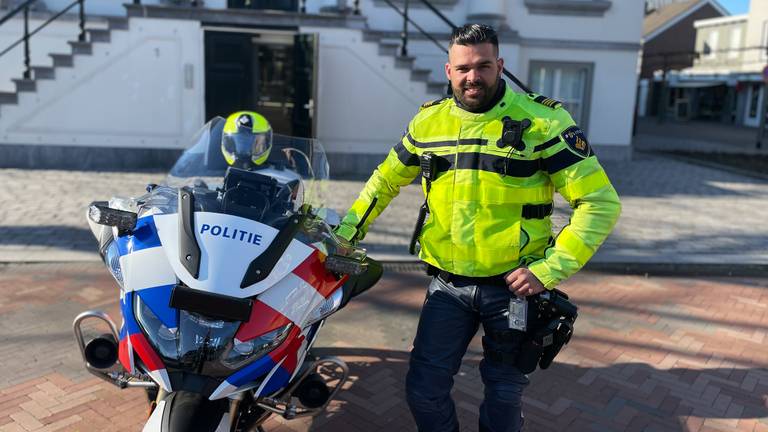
xmin=449 ymin=24 xmax=499 ymax=52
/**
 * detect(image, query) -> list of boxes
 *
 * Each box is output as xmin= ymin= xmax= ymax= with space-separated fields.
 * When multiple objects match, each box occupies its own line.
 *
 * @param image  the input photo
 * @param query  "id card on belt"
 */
xmin=508 ymin=296 xmax=527 ymax=331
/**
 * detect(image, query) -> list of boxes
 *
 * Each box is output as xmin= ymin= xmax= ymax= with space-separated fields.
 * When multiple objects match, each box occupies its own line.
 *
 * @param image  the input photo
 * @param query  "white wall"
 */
xmin=743 ymin=0 xmax=768 ymax=69
xmin=0 ymin=17 xmax=205 ymax=149
xmin=300 ymin=27 xmax=437 ymax=155
xmin=508 ymin=0 xmax=644 ymax=44
xmin=39 ymin=0 xmax=227 ymax=16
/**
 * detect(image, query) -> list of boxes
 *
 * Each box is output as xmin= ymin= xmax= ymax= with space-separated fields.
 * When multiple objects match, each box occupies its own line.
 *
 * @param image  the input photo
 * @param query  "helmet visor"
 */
xmin=222 ymin=129 xmax=272 ymax=165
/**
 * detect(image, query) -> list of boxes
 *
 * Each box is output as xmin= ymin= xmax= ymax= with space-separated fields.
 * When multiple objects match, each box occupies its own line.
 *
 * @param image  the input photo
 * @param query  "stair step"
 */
xmin=394 ymin=55 xmax=415 ymax=69
xmin=428 ymin=81 xmax=449 ymax=95
xmin=0 ymin=92 xmax=18 ymax=105
xmin=68 ymin=40 xmax=92 ymax=55
xmin=50 ymin=53 xmax=74 ymax=68
xmin=362 ymin=30 xmax=385 ymax=43
xmin=87 ymin=29 xmax=111 ymax=43
xmin=378 ymin=41 xmax=401 ymax=56
xmin=106 ymin=17 xmax=129 ymax=30
xmin=411 ymin=68 xmax=431 ymax=82
xmin=12 ymin=78 xmax=35 ymax=92
xmin=32 ymin=66 xmax=55 ymax=80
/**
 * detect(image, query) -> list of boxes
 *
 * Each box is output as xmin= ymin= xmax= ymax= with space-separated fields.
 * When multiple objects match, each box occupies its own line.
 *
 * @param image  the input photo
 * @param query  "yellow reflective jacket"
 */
xmin=336 ymin=85 xmax=621 ymax=288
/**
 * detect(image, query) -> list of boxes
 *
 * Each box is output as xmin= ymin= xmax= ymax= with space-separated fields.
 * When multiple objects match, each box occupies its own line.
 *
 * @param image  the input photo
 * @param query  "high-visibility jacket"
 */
xmin=336 ymin=85 xmax=621 ymax=288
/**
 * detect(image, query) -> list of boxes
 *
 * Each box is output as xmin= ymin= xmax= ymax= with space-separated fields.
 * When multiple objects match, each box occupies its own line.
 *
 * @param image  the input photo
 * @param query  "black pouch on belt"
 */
xmin=409 ymin=153 xmax=437 ymax=255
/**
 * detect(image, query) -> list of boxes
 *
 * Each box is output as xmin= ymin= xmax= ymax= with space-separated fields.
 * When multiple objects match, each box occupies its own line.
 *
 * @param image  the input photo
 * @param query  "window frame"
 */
xmin=528 ymin=60 xmax=595 ymax=133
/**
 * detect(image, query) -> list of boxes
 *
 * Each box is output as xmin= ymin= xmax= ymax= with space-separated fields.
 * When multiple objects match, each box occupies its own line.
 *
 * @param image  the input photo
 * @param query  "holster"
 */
xmin=485 ymin=290 xmax=577 ymax=374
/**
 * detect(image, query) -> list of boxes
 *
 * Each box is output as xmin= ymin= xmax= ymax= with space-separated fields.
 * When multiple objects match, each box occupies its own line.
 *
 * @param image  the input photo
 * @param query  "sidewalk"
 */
xmin=0 ymin=151 xmax=767 ymax=267
xmin=634 ymin=117 xmax=768 ymax=155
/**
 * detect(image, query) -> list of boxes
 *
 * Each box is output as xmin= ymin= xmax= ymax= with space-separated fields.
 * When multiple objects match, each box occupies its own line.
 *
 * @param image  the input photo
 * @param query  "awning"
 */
xmin=668 ymin=81 xmax=727 ymax=88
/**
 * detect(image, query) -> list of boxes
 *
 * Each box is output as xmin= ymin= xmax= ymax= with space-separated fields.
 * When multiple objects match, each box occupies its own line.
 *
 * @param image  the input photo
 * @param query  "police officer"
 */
xmin=335 ymin=24 xmax=621 ymax=432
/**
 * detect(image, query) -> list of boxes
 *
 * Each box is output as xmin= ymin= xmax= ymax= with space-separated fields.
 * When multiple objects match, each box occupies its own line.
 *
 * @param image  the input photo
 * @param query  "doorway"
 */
xmin=745 ymin=83 xmax=763 ymax=128
xmin=204 ymin=29 xmax=317 ymax=138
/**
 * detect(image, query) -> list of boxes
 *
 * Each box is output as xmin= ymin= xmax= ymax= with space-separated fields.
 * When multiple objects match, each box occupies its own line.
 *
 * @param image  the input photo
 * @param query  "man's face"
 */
xmin=445 ymin=42 xmax=504 ymax=110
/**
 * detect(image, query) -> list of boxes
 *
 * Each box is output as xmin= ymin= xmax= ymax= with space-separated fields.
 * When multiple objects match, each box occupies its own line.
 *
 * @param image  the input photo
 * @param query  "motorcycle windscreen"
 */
xmin=153 ymin=211 xmax=314 ymax=298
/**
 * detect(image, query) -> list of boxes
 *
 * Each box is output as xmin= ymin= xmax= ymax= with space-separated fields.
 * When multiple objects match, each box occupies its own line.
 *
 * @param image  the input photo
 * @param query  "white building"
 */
xmin=0 ymin=0 xmax=643 ymax=173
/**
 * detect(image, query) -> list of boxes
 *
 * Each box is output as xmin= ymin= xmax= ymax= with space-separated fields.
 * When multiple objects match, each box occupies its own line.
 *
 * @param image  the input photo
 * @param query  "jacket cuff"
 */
xmin=334 ymin=224 xmax=358 ymax=242
xmin=527 ymin=260 xmax=559 ymax=290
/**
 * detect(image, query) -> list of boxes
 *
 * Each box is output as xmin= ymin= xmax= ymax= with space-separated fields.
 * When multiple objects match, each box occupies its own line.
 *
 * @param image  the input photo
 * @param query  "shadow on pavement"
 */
xmin=0 ymin=225 xmax=95 ymax=251
xmin=301 ymin=347 xmax=768 ymax=432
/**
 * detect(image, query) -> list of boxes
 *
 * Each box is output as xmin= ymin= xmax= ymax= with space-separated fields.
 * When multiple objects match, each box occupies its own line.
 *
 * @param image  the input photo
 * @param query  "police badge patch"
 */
xmin=561 ymin=126 xmax=591 ymax=158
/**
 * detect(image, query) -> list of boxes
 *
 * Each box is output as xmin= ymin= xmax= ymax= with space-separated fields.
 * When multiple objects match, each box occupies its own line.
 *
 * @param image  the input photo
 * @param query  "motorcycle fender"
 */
xmin=142 ymin=393 xmax=231 ymax=432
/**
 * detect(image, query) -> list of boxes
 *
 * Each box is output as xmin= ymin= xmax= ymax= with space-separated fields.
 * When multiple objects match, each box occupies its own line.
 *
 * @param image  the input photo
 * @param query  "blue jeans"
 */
xmin=405 ymin=275 xmax=529 ymax=432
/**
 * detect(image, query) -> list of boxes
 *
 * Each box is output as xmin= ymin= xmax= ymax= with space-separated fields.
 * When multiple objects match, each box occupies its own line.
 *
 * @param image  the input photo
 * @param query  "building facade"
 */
xmin=0 ymin=0 xmax=643 ymax=173
xmin=655 ymin=0 xmax=768 ymax=127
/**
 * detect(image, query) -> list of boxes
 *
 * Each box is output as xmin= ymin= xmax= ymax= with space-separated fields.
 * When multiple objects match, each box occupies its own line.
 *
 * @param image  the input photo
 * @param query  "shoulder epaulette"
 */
xmin=528 ymin=93 xmax=562 ymax=110
xmin=419 ymin=97 xmax=448 ymax=112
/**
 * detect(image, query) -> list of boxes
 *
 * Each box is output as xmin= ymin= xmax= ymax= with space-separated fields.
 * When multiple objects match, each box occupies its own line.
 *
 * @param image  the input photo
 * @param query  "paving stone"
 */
xmin=1 ymin=147 xmax=767 ymax=265
xmin=1 ymin=264 xmax=767 ymax=430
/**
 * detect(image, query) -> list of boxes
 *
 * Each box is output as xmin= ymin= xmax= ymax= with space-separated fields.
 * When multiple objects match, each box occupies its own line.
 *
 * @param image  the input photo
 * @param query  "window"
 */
xmin=529 ymin=61 xmax=593 ymax=127
xmin=763 ymin=21 xmax=768 ymax=61
xmin=729 ymin=28 xmax=742 ymax=59
xmin=704 ymin=30 xmax=719 ymax=60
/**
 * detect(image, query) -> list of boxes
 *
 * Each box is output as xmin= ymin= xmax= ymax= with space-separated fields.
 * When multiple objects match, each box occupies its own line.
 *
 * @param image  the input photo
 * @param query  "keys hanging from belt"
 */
xmin=409 ymin=153 xmax=437 ymax=255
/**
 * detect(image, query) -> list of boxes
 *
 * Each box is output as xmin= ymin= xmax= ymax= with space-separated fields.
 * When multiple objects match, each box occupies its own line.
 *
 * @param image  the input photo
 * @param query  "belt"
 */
xmin=522 ymin=203 xmax=553 ymax=219
xmin=437 ymin=270 xmax=508 ymax=287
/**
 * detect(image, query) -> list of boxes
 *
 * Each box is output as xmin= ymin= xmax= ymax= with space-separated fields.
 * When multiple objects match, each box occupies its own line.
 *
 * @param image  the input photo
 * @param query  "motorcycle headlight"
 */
xmin=303 ymin=288 xmax=343 ymax=327
xmin=221 ymin=323 xmax=292 ymax=370
xmin=134 ymin=295 xmax=180 ymax=360
xmin=104 ymin=240 xmax=123 ymax=288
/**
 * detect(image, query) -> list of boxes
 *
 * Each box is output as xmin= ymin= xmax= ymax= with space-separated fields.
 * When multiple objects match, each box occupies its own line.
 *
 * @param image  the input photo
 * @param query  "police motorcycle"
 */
xmin=72 ymin=115 xmax=382 ymax=431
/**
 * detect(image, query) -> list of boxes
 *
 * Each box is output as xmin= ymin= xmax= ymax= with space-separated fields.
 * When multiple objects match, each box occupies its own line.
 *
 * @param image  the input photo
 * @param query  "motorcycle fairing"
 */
xmin=152 ymin=212 xmax=315 ymax=299
xmin=114 ymin=215 xmax=162 ymax=255
xmin=234 ymin=300 xmax=292 ymax=343
xmin=209 ymin=326 xmax=304 ymax=400
xmin=118 ymin=291 xmax=172 ymax=391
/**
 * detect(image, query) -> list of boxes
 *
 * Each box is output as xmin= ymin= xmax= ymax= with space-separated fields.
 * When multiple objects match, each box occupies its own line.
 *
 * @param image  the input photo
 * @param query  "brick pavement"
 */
xmin=1 ymin=151 xmax=768 ymax=265
xmin=1 ymin=263 xmax=767 ymax=431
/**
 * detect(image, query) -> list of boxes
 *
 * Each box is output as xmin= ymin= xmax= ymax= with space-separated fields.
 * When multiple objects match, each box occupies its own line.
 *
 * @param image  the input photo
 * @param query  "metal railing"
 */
xmin=376 ymin=0 xmax=532 ymax=94
xmin=0 ymin=0 xmax=86 ymax=79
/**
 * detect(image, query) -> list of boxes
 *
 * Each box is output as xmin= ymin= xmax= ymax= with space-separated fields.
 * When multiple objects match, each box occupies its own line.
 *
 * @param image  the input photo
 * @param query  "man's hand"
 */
xmin=505 ymin=267 xmax=545 ymax=297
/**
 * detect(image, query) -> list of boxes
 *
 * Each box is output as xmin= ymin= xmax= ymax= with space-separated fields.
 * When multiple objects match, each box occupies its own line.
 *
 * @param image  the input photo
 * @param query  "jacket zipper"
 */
xmin=351 ymin=197 xmax=378 ymax=242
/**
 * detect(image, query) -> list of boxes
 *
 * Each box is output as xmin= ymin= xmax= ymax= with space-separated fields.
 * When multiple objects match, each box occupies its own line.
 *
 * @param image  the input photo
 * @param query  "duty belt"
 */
xmin=436 ymin=269 xmax=508 ymax=287
xmin=521 ymin=203 xmax=553 ymax=219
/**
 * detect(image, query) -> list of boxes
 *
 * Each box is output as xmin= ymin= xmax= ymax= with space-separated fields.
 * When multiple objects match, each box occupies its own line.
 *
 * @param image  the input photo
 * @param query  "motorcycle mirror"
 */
xmin=316 ymin=207 xmax=341 ymax=227
xmin=88 ymin=202 xmax=137 ymax=233
xmin=325 ymin=254 xmax=367 ymax=276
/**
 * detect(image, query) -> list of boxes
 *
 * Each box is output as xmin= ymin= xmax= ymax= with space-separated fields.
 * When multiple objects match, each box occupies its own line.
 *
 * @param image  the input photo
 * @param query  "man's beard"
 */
xmin=452 ymin=77 xmax=500 ymax=111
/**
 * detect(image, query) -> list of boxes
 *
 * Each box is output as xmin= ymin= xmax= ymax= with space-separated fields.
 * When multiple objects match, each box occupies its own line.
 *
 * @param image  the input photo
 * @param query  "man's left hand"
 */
xmin=505 ymin=267 xmax=545 ymax=297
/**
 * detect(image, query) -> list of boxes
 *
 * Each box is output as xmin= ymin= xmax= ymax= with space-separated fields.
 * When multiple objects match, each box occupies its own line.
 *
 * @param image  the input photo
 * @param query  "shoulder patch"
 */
xmin=528 ymin=93 xmax=562 ymax=110
xmin=419 ymin=97 xmax=448 ymax=112
xmin=560 ymin=126 xmax=591 ymax=158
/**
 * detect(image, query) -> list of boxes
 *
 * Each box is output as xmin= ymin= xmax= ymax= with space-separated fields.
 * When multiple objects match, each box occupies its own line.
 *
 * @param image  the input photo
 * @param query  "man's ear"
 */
xmin=444 ymin=62 xmax=451 ymax=81
xmin=497 ymin=57 xmax=504 ymax=72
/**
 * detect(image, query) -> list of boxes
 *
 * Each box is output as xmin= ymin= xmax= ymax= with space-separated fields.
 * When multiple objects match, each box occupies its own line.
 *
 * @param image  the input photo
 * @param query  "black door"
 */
xmin=204 ymin=30 xmax=316 ymax=137
xmin=204 ymin=31 xmax=255 ymax=121
xmin=292 ymin=34 xmax=316 ymax=138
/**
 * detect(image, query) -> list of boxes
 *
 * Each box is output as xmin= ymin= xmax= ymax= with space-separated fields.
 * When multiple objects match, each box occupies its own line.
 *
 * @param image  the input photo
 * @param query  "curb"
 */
xmin=639 ymin=150 xmax=768 ymax=182
xmin=380 ymin=261 xmax=768 ymax=278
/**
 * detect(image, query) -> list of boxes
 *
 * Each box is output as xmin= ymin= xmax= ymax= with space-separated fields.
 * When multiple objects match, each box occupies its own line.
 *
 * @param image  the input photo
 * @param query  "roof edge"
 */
xmin=644 ymin=0 xmax=729 ymax=42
